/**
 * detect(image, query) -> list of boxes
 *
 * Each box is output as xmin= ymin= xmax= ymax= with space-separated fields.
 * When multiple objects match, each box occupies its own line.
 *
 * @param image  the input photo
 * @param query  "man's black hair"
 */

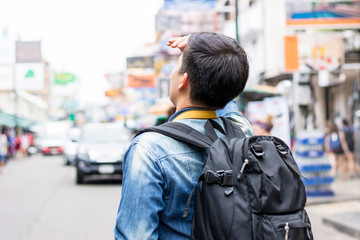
xmin=181 ymin=32 xmax=249 ymax=109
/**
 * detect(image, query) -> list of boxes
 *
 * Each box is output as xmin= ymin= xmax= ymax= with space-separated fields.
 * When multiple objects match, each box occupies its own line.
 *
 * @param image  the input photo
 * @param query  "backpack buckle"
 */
xmin=276 ymin=144 xmax=288 ymax=155
xmin=251 ymin=145 xmax=264 ymax=157
xmin=204 ymin=170 xmax=221 ymax=184
xmin=204 ymin=170 xmax=233 ymax=186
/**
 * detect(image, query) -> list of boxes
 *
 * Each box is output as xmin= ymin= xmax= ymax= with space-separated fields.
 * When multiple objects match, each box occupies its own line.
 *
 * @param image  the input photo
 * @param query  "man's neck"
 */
xmin=175 ymin=101 xmax=215 ymax=112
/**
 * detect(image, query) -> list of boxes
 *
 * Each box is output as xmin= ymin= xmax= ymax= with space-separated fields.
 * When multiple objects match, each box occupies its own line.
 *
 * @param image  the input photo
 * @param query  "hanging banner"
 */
xmin=15 ymin=63 xmax=44 ymax=91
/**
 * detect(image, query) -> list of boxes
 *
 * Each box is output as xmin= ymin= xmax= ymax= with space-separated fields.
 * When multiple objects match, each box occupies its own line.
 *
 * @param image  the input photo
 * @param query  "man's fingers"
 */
xmin=166 ymin=38 xmax=177 ymax=46
xmin=167 ymin=36 xmax=189 ymax=50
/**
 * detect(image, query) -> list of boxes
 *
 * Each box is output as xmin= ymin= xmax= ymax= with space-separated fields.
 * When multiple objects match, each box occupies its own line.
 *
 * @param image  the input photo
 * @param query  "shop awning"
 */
xmin=0 ymin=111 xmax=36 ymax=128
xmin=240 ymin=85 xmax=278 ymax=101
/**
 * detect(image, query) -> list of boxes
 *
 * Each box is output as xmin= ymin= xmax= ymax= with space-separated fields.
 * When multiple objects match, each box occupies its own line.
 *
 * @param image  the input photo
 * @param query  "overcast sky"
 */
xmin=0 ymin=0 xmax=163 ymax=104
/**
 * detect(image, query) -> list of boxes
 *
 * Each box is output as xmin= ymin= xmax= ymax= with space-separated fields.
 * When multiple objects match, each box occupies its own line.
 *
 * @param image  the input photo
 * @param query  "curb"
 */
xmin=306 ymin=195 xmax=360 ymax=206
xmin=323 ymin=212 xmax=360 ymax=239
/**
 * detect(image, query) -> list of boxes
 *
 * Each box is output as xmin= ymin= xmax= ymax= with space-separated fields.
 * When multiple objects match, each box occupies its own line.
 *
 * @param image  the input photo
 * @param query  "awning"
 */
xmin=240 ymin=85 xmax=278 ymax=101
xmin=0 ymin=111 xmax=36 ymax=128
xmin=0 ymin=111 xmax=16 ymax=127
xmin=264 ymin=73 xmax=293 ymax=86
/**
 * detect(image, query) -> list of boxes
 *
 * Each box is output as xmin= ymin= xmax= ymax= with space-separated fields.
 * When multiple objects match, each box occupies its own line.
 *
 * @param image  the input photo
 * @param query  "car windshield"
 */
xmin=81 ymin=125 xmax=131 ymax=144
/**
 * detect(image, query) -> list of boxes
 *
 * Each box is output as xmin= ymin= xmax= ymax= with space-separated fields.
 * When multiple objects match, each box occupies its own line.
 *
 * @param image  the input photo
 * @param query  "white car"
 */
xmin=63 ymin=128 xmax=81 ymax=165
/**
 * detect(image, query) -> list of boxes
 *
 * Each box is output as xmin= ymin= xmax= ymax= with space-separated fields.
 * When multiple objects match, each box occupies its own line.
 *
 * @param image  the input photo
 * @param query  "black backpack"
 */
xmin=137 ymin=117 xmax=313 ymax=240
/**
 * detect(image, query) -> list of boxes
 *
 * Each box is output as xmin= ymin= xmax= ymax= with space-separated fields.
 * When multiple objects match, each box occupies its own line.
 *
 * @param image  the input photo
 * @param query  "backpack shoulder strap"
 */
xmin=135 ymin=121 xmax=213 ymax=149
xmin=220 ymin=117 xmax=247 ymax=138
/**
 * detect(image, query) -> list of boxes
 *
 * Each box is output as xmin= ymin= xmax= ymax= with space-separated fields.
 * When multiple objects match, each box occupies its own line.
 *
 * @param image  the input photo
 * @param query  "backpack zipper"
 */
xmin=237 ymin=159 xmax=249 ymax=181
xmin=284 ymin=222 xmax=289 ymax=240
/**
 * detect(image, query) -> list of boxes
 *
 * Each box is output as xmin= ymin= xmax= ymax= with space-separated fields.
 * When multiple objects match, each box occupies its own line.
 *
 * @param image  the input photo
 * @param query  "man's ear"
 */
xmin=178 ymin=73 xmax=189 ymax=90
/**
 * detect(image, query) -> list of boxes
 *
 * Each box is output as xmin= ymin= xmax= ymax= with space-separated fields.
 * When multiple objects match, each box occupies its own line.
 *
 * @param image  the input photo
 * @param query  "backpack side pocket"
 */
xmin=252 ymin=210 xmax=313 ymax=240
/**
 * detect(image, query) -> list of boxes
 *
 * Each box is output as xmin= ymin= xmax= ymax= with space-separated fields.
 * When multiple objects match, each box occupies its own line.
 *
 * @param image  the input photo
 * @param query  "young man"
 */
xmin=114 ymin=32 xmax=253 ymax=240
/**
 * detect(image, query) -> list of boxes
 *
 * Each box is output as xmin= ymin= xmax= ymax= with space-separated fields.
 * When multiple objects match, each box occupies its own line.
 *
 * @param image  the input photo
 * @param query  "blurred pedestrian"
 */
xmin=341 ymin=118 xmax=357 ymax=178
xmin=114 ymin=32 xmax=252 ymax=239
xmin=252 ymin=114 xmax=274 ymax=136
xmin=324 ymin=120 xmax=349 ymax=180
xmin=15 ymin=129 xmax=22 ymax=158
xmin=0 ymin=127 xmax=8 ymax=172
xmin=21 ymin=131 xmax=30 ymax=157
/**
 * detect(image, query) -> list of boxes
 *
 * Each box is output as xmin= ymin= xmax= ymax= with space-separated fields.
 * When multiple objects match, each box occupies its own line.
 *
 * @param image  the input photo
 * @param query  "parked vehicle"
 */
xmin=34 ymin=121 xmax=72 ymax=156
xmin=38 ymin=137 xmax=64 ymax=155
xmin=63 ymin=127 xmax=81 ymax=165
xmin=75 ymin=122 xmax=132 ymax=184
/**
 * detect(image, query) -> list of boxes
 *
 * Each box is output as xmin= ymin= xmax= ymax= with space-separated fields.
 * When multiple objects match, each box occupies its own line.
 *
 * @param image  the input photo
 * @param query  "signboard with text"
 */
xmin=15 ymin=41 xmax=42 ymax=63
xmin=285 ymin=1 xmax=360 ymax=27
xmin=15 ymin=63 xmax=44 ymax=91
xmin=164 ymin=0 xmax=216 ymax=11
xmin=127 ymin=75 xmax=156 ymax=88
xmin=55 ymin=73 xmax=76 ymax=85
xmin=126 ymin=56 xmax=154 ymax=69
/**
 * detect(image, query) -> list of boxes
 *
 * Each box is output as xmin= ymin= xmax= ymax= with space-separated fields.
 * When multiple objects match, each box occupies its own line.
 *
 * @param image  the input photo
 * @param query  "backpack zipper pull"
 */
xmin=237 ymin=159 xmax=249 ymax=181
xmin=224 ymin=186 xmax=233 ymax=196
xmin=284 ymin=222 xmax=289 ymax=240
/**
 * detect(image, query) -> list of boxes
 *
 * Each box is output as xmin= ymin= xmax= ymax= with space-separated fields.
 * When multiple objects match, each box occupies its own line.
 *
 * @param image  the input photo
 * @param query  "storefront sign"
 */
xmin=285 ymin=1 xmax=360 ymax=27
xmin=55 ymin=73 xmax=76 ymax=85
xmin=164 ymin=0 xmax=216 ymax=11
xmin=126 ymin=56 xmax=154 ymax=69
xmin=127 ymin=75 xmax=156 ymax=88
xmin=297 ymin=32 xmax=344 ymax=71
xmin=15 ymin=63 xmax=44 ymax=91
xmin=15 ymin=41 xmax=42 ymax=63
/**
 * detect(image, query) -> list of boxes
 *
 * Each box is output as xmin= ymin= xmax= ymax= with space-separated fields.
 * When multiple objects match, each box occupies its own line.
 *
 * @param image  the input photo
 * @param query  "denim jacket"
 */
xmin=114 ymin=105 xmax=253 ymax=240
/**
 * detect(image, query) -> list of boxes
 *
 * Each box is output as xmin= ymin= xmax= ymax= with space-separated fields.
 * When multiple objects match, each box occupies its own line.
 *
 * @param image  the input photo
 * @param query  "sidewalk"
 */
xmin=306 ymin=178 xmax=360 ymax=239
xmin=307 ymin=178 xmax=360 ymax=206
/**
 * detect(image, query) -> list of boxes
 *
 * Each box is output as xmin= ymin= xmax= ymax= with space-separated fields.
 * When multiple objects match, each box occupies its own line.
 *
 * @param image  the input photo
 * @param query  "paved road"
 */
xmin=0 ymin=154 xmax=122 ymax=240
xmin=0 ymin=154 xmax=358 ymax=240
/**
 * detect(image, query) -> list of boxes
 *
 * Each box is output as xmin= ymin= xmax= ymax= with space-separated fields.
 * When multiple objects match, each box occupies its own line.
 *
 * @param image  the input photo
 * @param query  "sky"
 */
xmin=0 ymin=0 xmax=163 ymax=104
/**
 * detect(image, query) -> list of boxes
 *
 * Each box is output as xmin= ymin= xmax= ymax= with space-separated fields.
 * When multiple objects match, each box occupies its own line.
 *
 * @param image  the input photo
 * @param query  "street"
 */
xmin=0 ymin=154 xmax=359 ymax=240
xmin=0 ymin=154 xmax=122 ymax=240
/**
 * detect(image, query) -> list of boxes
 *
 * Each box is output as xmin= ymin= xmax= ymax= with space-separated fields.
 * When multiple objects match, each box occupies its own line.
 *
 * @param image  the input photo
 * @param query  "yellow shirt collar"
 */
xmin=172 ymin=109 xmax=217 ymax=122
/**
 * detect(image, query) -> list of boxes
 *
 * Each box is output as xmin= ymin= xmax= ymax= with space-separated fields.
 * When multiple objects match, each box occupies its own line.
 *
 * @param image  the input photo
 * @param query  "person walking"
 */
xmin=114 ymin=32 xmax=253 ymax=240
xmin=0 ymin=128 xmax=8 ymax=172
xmin=252 ymin=114 xmax=274 ymax=136
xmin=324 ymin=120 xmax=349 ymax=180
xmin=341 ymin=118 xmax=357 ymax=178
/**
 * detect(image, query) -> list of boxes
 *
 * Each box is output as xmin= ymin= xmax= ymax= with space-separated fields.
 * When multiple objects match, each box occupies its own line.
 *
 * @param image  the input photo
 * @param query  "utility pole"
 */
xmin=235 ymin=0 xmax=240 ymax=44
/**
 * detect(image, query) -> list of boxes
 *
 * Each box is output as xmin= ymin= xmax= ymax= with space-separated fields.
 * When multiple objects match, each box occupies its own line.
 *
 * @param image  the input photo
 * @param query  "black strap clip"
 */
xmin=251 ymin=145 xmax=264 ymax=157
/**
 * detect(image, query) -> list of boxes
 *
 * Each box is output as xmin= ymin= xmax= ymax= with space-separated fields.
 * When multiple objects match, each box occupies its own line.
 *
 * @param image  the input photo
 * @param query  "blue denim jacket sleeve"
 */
xmin=114 ymin=141 xmax=166 ymax=240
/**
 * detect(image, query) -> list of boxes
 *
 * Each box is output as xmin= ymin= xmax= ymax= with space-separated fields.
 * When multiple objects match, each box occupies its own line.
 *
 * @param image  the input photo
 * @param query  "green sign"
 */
xmin=55 ymin=73 xmax=76 ymax=85
xmin=25 ymin=70 xmax=34 ymax=78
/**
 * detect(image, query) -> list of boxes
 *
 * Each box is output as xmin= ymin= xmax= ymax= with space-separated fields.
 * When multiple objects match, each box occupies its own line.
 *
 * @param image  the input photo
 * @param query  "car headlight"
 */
xmin=78 ymin=161 xmax=87 ymax=168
